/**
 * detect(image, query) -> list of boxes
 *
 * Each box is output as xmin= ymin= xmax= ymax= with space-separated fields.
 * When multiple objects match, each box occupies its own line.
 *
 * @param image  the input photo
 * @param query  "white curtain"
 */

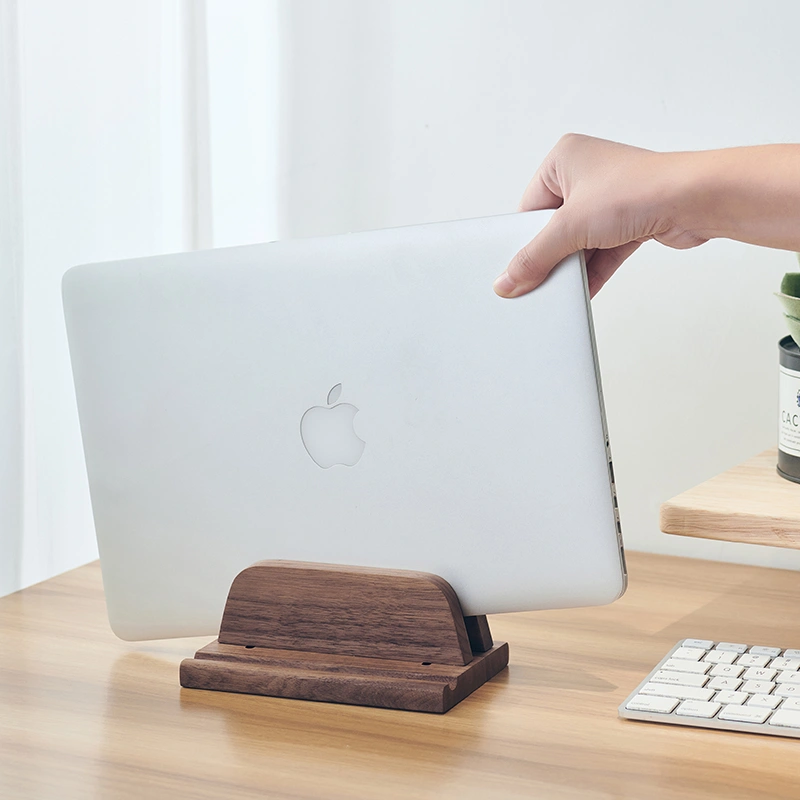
xmin=0 ymin=0 xmax=23 ymax=594
xmin=0 ymin=0 xmax=278 ymax=597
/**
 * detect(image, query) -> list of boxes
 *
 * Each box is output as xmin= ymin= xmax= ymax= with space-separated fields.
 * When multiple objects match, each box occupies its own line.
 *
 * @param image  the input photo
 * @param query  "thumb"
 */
xmin=494 ymin=209 xmax=579 ymax=298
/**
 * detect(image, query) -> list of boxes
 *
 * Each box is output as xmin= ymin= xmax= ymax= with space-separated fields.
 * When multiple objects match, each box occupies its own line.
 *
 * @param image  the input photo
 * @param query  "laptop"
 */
xmin=62 ymin=211 xmax=626 ymax=640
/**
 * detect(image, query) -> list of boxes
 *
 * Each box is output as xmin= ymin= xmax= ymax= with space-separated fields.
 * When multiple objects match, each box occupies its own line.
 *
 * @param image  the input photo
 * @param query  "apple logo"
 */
xmin=300 ymin=384 xmax=366 ymax=468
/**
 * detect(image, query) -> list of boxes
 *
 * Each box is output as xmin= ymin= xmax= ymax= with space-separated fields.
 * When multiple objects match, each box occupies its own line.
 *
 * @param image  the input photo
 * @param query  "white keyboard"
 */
xmin=619 ymin=639 xmax=800 ymax=738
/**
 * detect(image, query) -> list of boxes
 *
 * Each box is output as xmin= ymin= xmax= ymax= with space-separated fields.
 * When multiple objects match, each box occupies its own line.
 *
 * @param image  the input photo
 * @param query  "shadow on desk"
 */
xmin=655 ymin=568 xmax=800 ymax=648
xmin=100 ymin=646 xmax=618 ymax=798
xmin=102 ymin=651 xmax=498 ymax=797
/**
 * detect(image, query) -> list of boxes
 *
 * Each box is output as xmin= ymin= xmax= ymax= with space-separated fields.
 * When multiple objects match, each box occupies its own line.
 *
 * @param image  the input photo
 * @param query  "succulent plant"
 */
xmin=776 ymin=256 xmax=800 ymax=348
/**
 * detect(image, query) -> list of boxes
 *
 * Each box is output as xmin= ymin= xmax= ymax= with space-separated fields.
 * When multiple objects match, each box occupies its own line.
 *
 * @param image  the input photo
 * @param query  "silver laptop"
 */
xmin=63 ymin=211 xmax=626 ymax=640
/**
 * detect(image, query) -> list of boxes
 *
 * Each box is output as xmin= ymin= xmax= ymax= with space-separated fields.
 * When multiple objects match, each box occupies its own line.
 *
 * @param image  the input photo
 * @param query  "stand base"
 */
xmin=181 ymin=639 xmax=508 ymax=713
xmin=180 ymin=561 xmax=509 ymax=713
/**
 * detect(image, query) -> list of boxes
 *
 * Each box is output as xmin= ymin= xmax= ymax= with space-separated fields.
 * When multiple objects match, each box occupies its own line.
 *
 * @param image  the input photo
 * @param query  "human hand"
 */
xmin=493 ymin=134 xmax=709 ymax=298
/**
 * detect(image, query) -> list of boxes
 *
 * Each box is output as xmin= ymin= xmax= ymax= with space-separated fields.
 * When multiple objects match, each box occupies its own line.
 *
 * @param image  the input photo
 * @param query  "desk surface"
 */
xmin=3 ymin=552 xmax=800 ymax=800
xmin=661 ymin=449 xmax=800 ymax=548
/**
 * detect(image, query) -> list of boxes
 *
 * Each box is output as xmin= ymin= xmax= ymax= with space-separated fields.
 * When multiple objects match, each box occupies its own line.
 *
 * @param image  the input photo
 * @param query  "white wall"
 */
xmin=5 ymin=0 xmax=800 ymax=599
xmin=279 ymin=0 xmax=800 ymax=570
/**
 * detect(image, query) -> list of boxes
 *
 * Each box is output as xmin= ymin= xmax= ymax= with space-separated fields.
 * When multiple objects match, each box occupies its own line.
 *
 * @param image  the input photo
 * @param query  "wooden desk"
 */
xmin=2 ymin=552 xmax=800 ymax=800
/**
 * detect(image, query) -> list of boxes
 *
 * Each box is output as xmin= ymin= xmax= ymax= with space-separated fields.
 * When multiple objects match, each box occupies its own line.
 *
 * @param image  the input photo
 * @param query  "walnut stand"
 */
xmin=179 ymin=561 xmax=509 ymax=713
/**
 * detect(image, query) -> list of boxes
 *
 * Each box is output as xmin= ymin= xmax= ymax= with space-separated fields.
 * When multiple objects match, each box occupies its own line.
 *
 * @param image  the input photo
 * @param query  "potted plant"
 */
xmin=775 ymin=262 xmax=800 ymax=482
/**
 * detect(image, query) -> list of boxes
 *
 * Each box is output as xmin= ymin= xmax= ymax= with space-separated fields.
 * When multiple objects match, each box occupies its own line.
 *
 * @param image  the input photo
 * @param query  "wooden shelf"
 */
xmin=660 ymin=449 xmax=800 ymax=549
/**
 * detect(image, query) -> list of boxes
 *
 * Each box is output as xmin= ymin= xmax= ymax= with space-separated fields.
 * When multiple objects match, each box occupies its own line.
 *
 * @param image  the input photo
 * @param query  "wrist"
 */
xmin=661 ymin=150 xmax=731 ymax=242
xmin=664 ymin=145 xmax=800 ymax=250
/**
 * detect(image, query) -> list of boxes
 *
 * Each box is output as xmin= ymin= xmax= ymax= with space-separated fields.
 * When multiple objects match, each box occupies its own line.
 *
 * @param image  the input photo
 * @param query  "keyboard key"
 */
xmin=714 ymin=690 xmax=748 ymax=705
xmin=736 ymin=654 xmax=770 ymax=668
xmin=715 ymin=642 xmax=748 ymax=654
xmin=708 ymin=677 xmax=742 ymax=691
xmin=747 ymin=694 xmax=782 ymax=709
xmin=769 ymin=658 xmax=800 ymax=671
xmin=673 ymin=646 xmax=707 ymax=661
xmin=639 ymin=682 xmax=714 ymax=702
xmin=742 ymin=680 xmax=775 ymax=694
xmin=626 ymin=694 xmax=680 ymax=714
xmin=620 ymin=641 xmax=800 ymax=738
xmin=682 ymin=639 xmax=714 ymax=650
xmin=742 ymin=667 xmax=777 ymax=682
xmin=703 ymin=650 xmax=738 ymax=665
xmin=750 ymin=646 xmax=782 ymax=658
xmin=651 ymin=670 xmax=709 ymax=688
xmin=663 ymin=658 xmax=710 ymax=674
xmin=675 ymin=700 xmax=720 ymax=718
xmin=709 ymin=664 xmax=744 ymax=678
xmin=768 ymin=709 xmax=800 ymax=729
xmin=718 ymin=705 xmax=772 ymax=724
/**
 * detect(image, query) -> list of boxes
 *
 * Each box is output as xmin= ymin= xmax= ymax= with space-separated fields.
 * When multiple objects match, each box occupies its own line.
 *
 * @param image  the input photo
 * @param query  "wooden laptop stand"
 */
xmin=180 ymin=561 xmax=509 ymax=713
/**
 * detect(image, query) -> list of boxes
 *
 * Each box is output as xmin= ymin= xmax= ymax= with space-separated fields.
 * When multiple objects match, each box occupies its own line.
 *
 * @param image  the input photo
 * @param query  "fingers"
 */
xmin=585 ymin=241 xmax=642 ymax=297
xmin=494 ymin=228 xmax=643 ymax=301
xmin=494 ymin=209 xmax=577 ymax=298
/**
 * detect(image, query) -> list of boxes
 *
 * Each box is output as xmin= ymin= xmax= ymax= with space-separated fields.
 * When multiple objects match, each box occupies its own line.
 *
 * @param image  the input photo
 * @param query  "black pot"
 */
xmin=778 ymin=335 xmax=800 ymax=483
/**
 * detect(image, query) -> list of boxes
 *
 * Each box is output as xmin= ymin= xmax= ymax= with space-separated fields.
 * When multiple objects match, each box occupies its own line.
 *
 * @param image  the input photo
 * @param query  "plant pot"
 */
xmin=778 ymin=335 xmax=800 ymax=483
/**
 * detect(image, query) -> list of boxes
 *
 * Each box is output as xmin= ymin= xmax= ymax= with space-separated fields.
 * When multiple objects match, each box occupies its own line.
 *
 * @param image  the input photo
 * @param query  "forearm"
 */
xmin=674 ymin=145 xmax=800 ymax=252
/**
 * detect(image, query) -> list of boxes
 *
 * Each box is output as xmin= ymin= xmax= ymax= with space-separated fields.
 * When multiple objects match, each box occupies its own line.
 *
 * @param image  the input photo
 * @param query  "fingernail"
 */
xmin=493 ymin=271 xmax=517 ymax=297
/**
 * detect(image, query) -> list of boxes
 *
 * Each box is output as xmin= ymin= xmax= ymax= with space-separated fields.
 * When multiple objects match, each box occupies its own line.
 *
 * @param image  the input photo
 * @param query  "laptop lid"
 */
xmin=63 ymin=211 xmax=626 ymax=640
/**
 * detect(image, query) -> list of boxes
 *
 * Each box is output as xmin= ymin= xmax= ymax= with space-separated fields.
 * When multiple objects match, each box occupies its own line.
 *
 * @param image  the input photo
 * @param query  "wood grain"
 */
xmin=181 ymin=642 xmax=509 ymax=713
xmin=661 ymin=449 xmax=800 ymax=548
xmin=180 ymin=561 xmax=508 ymax=712
xmin=215 ymin=560 xmax=474 ymax=664
xmin=4 ymin=552 xmax=800 ymax=799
